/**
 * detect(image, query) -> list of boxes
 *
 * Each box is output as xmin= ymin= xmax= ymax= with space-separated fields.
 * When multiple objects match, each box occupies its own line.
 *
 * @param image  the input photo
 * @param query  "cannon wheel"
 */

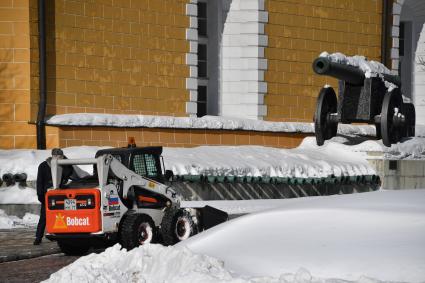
xmin=381 ymin=89 xmax=403 ymax=147
xmin=314 ymin=87 xmax=338 ymax=146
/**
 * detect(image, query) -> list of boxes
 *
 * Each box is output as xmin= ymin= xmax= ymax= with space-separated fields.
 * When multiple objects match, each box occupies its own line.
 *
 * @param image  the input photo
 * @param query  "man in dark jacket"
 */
xmin=34 ymin=148 xmax=65 ymax=245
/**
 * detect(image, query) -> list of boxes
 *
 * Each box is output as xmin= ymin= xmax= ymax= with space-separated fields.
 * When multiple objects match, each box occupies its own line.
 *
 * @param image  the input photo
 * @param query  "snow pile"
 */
xmin=0 ymin=185 xmax=38 ymax=204
xmin=181 ymin=190 xmax=425 ymax=283
xmin=0 ymin=146 xmax=101 ymax=181
xmin=319 ymin=51 xmax=393 ymax=78
xmin=182 ymin=199 xmax=294 ymax=215
xmin=1 ymin=136 xmax=425 ymax=185
xmin=45 ymin=244 xmax=274 ymax=283
xmin=164 ymin=143 xmax=373 ymax=178
xmin=0 ymin=209 xmax=39 ymax=229
xmin=383 ymin=137 xmax=425 ymax=159
xmin=47 ymin=190 xmax=425 ymax=283
xmin=321 ymin=135 xmax=425 ymax=160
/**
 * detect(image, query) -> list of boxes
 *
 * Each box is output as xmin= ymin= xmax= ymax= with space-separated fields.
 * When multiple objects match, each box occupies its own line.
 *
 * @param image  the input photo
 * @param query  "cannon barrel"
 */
xmin=312 ymin=57 xmax=401 ymax=87
xmin=2 ymin=173 xmax=15 ymax=186
xmin=313 ymin=57 xmax=365 ymax=85
xmin=13 ymin=173 xmax=27 ymax=186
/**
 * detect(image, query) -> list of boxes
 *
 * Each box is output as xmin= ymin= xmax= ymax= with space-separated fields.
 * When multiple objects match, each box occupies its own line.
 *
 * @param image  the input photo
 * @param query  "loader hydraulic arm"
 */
xmin=52 ymin=154 xmax=180 ymax=206
xmin=104 ymin=155 xmax=180 ymax=205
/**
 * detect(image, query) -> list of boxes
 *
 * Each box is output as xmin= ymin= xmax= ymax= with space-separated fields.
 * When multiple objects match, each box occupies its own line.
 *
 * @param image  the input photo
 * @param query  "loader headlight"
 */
xmin=87 ymin=198 xmax=92 ymax=206
xmin=51 ymin=199 xmax=56 ymax=207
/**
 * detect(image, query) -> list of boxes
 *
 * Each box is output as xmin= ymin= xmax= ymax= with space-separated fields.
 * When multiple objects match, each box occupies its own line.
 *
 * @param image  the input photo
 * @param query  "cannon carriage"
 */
xmin=312 ymin=56 xmax=415 ymax=147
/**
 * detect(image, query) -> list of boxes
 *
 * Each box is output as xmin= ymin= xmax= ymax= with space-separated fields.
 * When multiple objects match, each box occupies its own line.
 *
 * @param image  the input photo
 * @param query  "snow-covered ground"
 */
xmin=45 ymin=190 xmax=425 ymax=283
xmin=0 ymin=209 xmax=39 ymax=229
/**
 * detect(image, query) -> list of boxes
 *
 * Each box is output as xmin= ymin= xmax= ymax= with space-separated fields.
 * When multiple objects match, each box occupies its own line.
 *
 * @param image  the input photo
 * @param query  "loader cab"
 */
xmin=95 ymin=146 xmax=165 ymax=183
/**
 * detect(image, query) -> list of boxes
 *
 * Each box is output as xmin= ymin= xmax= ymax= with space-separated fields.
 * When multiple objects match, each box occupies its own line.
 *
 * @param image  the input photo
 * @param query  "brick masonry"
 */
xmin=0 ymin=0 xmax=386 ymax=149
xmin=264 ymin=0 xmax=382 ymax=122
xmin=29 ymin=0 xmax=191 ymax=122
xmin=0 ymin=0 xmax=59 ymax=149
xmin=56 ymin=126 xmax=311 ymax=149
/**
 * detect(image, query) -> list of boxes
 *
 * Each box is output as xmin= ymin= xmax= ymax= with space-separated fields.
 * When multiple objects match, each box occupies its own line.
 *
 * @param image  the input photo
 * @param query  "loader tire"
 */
xmin=160 ymin=208 xmax=197 ymax=246
xmin=120 ymin=213 xmax=156 ymax=250
xmin=57 ymin=239 xmax=91 ymax=256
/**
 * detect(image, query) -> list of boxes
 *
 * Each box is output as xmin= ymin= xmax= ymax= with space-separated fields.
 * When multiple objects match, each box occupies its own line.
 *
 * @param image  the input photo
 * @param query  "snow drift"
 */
xmin=0 ymin=209 xmax=39 ymax=229
xmin=181 ymin=190 xmax=425 ymax=283
xmin=0 ymin=185 xmax=38 ymax=204
xmin=46 ymin=190 xmax=425 ymax=283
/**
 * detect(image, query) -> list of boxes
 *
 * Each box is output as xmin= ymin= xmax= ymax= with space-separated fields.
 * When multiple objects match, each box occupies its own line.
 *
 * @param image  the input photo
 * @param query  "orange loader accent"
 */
xmin=46 ymin=188 xmax=102 ymax=234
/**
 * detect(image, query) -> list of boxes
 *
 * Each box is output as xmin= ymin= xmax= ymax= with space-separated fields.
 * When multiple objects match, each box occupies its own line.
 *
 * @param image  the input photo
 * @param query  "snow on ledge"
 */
xmin=46 ymin=113 xmax=378 ymax=136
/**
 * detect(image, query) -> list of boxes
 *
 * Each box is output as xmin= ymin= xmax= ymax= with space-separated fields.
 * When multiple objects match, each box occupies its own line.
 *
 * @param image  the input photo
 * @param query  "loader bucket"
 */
xmin=199 ymin=205 xmax=228 ymax=230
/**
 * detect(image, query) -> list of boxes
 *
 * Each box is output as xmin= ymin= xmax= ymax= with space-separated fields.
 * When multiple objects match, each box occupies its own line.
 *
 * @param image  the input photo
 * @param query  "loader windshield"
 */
xmin=131 ymin=153 xmax=161 ymax=181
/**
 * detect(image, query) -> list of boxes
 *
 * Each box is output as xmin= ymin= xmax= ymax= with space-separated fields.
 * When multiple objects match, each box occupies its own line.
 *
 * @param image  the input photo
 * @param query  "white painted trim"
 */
xmin=190 ymin=17 xmax=198 ymax=29
xmin=190 ymin=66 xmax=198 ymax=78
xmin=221 ymin=0 xmax=268 ymax=119
xmin=186 ymin=4 xmax=198 ymax=16
xmin=186 ymin=78 xmax=197 ymax=90
xmin=189 ymin=90 xmax=198 ymax=101
xmin=186 ymin=28 xmax=198 ymax=41
xmin=189 ymin=42 xmax=197 ymax=53
xmin=186 ymin=101 xmax=198 ymax=115
xmin=186 ymin=53 xmax=197 ymax=66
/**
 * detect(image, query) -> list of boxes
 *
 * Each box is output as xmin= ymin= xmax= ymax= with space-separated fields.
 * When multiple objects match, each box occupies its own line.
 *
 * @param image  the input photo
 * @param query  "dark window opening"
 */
xmin=197 ymin=85 xmax=207 ymax=117
xmin=198 ymin=44 xmax=207 ymax=78
xmin=399 ymin=22 xmax=405 ymax=56
xmin=198 ymin=2 xmax=207 ymax=37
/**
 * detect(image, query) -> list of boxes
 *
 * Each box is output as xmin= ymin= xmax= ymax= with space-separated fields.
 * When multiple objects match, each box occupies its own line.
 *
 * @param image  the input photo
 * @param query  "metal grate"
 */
xmin=145 ymin=154 xmax=158 ymax=177
xmin=133 ymin=154 xmax=147 ymax=176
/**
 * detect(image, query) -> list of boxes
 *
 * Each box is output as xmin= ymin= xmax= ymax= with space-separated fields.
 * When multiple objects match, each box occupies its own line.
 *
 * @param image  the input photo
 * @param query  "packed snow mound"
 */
xmin=317 ymin=135 xmax=425 ymax=160
xmin=0 ymin=140 xmax=375 ymax=185
xmin=45 ymin=244 xmax=276 ymax=283
xmin=383 ymin=137 xmax=425 ymax=159
xmin=1 ymin=134 xmax=425 ymax=187
xmin=181 ymin=190 xmax=425 ymax=283
xmin=0 ymin=185 xmax=38 ymax=204
xmin=164 ymin=143 xmax=374 ymax=178
xmin=0 ymin=146 xmax=101 ymax=181
xmin=48 ymin=190 xmax=425 ymax=283
xmin=44 ymin=245 xmax=394 ymax=283
xmin=181 ymin=199 xmax=296 ymax=215
xmin=0 ymin=209 xmax=39 ymax=229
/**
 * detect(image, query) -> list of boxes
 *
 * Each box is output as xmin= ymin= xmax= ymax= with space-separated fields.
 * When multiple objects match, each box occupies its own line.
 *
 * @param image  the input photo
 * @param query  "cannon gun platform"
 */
xmin=312 ymin=56 xmax=415 ymax=147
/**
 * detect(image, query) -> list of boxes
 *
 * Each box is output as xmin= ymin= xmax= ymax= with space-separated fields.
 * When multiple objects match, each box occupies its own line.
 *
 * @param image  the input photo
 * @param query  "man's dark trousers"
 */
xmin=35 ymin=203 xmax=46 ymax=240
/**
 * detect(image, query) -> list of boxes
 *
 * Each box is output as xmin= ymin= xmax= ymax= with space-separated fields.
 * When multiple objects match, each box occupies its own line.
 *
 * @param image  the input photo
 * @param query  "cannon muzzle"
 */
xmin=13 ymin=173 xmax=27 ymax=186
xmin=2 ymin=173 xmax=15 ymax=186
xmin=312 ymin=57 xmax=365 ymax=85
xmin=313 ymin=57 xmax=401 ymax=87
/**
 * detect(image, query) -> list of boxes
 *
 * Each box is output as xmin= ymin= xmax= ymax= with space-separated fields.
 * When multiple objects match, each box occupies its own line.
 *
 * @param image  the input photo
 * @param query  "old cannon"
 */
xmin=312 ymin=56 xmax=415 ymax=147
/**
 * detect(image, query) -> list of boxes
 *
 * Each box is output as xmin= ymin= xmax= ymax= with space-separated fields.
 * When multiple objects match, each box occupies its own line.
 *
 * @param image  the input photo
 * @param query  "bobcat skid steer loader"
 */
xmin=45 ymin=147 xmax=228 ymax=255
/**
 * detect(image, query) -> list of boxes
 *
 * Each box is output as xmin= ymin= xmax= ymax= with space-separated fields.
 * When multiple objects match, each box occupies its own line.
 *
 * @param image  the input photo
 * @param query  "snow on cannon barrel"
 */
xmin=312 ymin=57 xmax=402 ymax=87
xmin=311 ymin=53 xmax=415 ymax=147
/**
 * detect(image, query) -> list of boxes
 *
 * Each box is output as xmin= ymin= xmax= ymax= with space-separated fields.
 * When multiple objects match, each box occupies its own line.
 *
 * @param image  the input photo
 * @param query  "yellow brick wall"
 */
xmin=29 ymin=0 xmax=190 ymax=123
xmin=265 ymin=0 xmax=382 ymax=122
xmin=57 ymin=126 xmax=311 ymax=149
xmin=0 ymin=0 xmax=36 ymax=149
